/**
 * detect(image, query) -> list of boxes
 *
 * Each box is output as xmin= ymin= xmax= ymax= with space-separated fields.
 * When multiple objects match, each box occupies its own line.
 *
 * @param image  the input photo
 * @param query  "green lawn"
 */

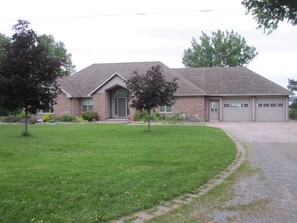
xmin=0 ymin=124 xmax=236 ymax=222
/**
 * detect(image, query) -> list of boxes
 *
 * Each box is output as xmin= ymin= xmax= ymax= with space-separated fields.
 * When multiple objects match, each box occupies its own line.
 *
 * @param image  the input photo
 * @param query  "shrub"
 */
xmin=0 ymin=116 xmax=18 ymax=123
xmin=42 ymin=113 xmax=55 ymax=122
xmin=133 ymin=110 xmax=160 ymax=122
xmin=81 ymin=111 xmax=99 ymax=122
xmin=59 ymin=113 xmax=75 ymax=122
xmin=75 ymin=116 xmax=85 ymax=122
xmin=289 ymin=109 xmax=297 ymax=120
xmin=17 ymin=112 xmax=27 ymax=120
xmin=20 ymin=117 xmax=37 ymax=124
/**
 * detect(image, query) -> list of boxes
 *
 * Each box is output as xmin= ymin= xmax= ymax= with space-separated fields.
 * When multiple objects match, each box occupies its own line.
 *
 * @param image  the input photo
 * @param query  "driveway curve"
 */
xmin=208 ymin=122 xmax=297 ymax=222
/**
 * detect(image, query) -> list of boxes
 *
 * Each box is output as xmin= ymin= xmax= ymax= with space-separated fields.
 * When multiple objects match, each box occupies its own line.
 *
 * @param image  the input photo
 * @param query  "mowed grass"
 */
xmin=0 ymin=124 xmax=236 ymax=222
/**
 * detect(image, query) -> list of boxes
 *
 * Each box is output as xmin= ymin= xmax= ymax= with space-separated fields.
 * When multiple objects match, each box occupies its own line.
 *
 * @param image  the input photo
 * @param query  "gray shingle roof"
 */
xmin=58 ymin=61 xmax=206 ymax=97
xmin=173 ymin=67 xmax=292 ymax=95
xmin=58 ymin=62 xmax=291 ymax=97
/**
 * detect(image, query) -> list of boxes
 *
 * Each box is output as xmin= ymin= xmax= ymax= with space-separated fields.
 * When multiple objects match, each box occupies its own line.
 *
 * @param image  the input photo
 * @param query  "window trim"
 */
xmin=82 ymin=98 xmax=93 ymax=112
xmin=160 ymin=105 xmax=172 ymax=113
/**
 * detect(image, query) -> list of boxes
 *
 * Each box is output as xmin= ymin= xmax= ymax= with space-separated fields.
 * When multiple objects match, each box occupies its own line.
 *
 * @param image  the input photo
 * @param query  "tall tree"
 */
xmin=126 ymin=65 xmax=178 ymax=131
xmin=288 ymin=78 xmax=297 ymax=92
xmin=182 ymin=30 xmax=258 ymax=68
xmin=0 ymin=33 xmax=75 ymax=76
xmin=39 ymin=34 xmax=75 ymax=76
xmin=242 ymin=0 xmax=297 ymax=33
xmin=0 ymin=20 xmax=64 ymax=136
xmin=0 ymin=33 xmax=10 ymax=58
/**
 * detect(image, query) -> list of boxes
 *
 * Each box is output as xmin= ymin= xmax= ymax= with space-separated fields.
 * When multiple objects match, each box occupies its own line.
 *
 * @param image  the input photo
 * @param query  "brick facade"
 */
xmin=54 ymin=92 xmax=206 ymax=121
xmin=173 ymin=96 xmax=205 ymax=121
xmin=93 ymin=92 xmax=106 ymax=120
xmin=53 ymin=93 xmax=80 ymax=117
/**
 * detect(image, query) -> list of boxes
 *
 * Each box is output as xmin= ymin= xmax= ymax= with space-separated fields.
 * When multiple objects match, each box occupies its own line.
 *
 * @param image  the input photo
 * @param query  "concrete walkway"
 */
xmin=207 ymin=122 xmax=297 ymax=222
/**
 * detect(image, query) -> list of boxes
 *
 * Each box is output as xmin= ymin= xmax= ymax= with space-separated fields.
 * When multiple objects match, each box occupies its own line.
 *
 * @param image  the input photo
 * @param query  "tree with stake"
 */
xmin=126 ymin=65 xmax=178 ymax=131
xmin=0 ymin=20 xmax=64 ymax=136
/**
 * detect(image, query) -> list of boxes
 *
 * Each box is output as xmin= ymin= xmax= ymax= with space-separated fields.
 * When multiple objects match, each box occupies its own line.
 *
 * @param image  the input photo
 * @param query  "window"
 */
xmin=277 ymin=103 xmax=283 ymax=107
xmin=37 ymin=102 xmax=53 ymax=114
xmin=270 ymin=103 xmax=276 ymax=107
xmin=244 ymin=104 xmax=249 ymax=107
xmin=258 ymin=104 xmax=262 ymax=107
xmin=263 ymin=103 xmax=269 ymax=107
xmin=82 ymin=98 xmax=93 ymax=112
xmin=224 ymin=104 xmax=230 ymax=107
xmin=160 ymin=105 xmax=172 ymax=113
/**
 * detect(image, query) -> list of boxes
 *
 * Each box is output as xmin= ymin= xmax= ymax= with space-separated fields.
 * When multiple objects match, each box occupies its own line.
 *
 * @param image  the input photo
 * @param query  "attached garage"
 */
xmin=256 ymin=96 xmax=286 ymax=122
xmin=223 ymin=97 xmax=251 ymax=122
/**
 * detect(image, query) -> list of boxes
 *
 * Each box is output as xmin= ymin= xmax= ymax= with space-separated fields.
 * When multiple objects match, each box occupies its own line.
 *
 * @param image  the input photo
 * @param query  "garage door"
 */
xmin=256 ymin=97 xmax=285 ymax=121
xmin=223 ymin=98 xmax=251 ymax=121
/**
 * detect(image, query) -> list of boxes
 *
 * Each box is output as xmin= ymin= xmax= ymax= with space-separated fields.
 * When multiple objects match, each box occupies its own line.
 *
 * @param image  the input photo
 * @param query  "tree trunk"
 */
xmin=23 ymin=108 xmax=29 ymax=136
xmin=147 ymin=110 xmax=151 ymax=132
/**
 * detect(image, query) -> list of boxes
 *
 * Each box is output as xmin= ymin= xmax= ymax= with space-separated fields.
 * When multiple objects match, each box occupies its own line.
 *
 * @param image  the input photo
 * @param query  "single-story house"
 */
xmin=53 ymin=61 xmax=292 ymax=122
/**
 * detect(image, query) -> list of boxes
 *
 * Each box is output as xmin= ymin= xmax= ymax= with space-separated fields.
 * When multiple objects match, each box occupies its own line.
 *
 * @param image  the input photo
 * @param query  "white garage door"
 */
xmin=223 ymin=98 xmax=251 ymax=121
xmin=256 ymin=97 xmax=285 ymax=121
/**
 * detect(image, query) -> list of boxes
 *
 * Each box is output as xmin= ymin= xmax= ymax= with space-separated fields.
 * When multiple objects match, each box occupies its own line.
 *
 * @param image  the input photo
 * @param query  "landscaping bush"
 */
xmin=134 ymin=110 xmax=160 ymax=122
xmin=20 ymin=117 xmax=37 ymax=124
xmin=17 ymin=111 xmax=27 ymax=120
xmin=42 ymin=113 xmax=55 ymax=122
xmin=59 ymin=113 xmax=75 ymax=122
xmin=289 ymin=109 xmax=297 ymax=120
xmin=75 ymin=115 xmax=86 ymax=122
xmin=0 ymin=116 xmax=18 ymax=123
xmin=81 ymin=111 xmax=99 ymax=122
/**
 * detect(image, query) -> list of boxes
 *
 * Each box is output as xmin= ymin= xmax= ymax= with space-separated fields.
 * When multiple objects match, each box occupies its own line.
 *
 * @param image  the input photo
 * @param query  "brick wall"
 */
xmin=53 ymin=93 xmax=80 ymax=117
xmin=53 ymin=93 xmax=71 ymax=117
xmin=93 ymin=93 xmax=106 ymax=120
xmin=173 ymin=96 xmax=205 ymax=120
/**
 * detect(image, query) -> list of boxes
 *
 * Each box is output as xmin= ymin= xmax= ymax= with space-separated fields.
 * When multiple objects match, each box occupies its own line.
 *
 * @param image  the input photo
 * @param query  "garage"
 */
xmin=223 ymin=97 xmax=251 ymax=121
xmin=256 ymin=96 xmax=286 ymax=122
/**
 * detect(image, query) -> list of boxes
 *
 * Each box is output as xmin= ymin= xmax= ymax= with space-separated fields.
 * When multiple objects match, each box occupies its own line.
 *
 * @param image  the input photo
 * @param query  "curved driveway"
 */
xmin=208 ymin=122 xmax=297 ymax=222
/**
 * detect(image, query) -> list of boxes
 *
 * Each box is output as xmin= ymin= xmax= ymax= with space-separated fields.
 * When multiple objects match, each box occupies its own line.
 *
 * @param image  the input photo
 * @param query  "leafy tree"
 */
xmin=242 ymin=0 xmax=297 ymax=33
xmin=0 ymin=33 xmax=75 ymax=76
xmin=126 ymin=65 xmax=178 ymax=131
xmin=182 ymin=30 xmax=258 ymax=68
xmin=288 ymin=78 xmax=297 ymax=92
xmin=288 ymin=78 xmax=297 ymax=109
xmin=0 ymin=20 xmax=64 ymax=136
xmin=0 ymin=33 xmax=10 ymax=58
xmin=39 ymin=34 xmax=75 ymax=76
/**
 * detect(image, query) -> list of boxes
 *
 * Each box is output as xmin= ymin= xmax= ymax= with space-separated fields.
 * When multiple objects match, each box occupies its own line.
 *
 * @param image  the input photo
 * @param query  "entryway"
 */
xmin=209 ymin=100 xmax=219 ymax=121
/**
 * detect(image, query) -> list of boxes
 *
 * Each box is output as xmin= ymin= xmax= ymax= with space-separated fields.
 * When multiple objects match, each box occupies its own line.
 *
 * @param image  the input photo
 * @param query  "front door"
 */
xmin=209 ymin=100 xmax=219 ymax=121
xmin=117 ymin=98 xmax=126 ymax=117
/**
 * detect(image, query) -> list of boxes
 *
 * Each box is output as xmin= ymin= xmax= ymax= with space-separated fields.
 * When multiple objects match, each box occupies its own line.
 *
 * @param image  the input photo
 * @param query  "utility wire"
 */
xmin=0 ymin=8 xmax=244 ymax=22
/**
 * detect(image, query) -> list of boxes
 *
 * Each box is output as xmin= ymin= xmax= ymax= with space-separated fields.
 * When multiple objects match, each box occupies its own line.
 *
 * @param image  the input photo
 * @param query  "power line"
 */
xmin=0 ymin=8 xmax=244 ymax=22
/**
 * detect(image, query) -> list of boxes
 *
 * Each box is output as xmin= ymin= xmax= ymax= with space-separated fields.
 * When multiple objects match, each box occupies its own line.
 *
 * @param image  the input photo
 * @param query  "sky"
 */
xmin=1 ymin=0 xmax=297 ymax=88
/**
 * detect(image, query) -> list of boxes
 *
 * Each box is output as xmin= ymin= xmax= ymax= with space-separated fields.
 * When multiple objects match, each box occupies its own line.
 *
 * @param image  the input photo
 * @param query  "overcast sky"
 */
xmin=1 ymin=0 xmax=297 ymax=88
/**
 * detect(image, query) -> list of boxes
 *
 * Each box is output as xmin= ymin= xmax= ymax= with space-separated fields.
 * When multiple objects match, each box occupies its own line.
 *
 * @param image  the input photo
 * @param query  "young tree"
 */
xmin=242 ymin=0 xmax=297 ymax=33
xmin=126 ymin=65 xmax=178 ymax=131
xmin=182 ymin=30 xmax=258 ymax=68
xmin=0 ymin=20 xmax=64 ymax=136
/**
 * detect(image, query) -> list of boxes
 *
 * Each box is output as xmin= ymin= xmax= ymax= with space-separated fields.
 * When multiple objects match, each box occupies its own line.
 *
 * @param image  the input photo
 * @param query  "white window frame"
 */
xmin=82 ymin=98 xmax=93 ymax=112
xmin=160 ymin=105 xmax=172 ymax=113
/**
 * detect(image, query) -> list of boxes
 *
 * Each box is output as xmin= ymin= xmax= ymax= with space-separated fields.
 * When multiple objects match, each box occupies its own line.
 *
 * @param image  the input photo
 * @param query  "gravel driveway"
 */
xmin=208 ymin=122 xmax=297 ymax=223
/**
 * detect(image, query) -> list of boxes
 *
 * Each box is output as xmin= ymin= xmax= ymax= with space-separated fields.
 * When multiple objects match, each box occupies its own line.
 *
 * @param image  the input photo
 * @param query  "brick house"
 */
xmin=52 ymin=61 xmax=291 ymax=122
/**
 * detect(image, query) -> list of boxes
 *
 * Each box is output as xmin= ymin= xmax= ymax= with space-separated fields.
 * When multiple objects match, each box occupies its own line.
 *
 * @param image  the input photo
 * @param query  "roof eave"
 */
xmin=87 ymin=72 xmax=127 ymax=96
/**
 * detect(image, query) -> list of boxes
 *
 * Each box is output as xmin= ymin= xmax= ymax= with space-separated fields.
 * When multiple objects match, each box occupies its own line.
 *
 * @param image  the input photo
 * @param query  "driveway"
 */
xmin=208 ymin=122 xmax=297 ymax=222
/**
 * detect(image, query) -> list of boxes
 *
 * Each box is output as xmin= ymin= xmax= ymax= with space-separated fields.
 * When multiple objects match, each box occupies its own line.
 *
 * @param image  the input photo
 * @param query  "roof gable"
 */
xmin=59 ymin=61 xmax=206 ymax=97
